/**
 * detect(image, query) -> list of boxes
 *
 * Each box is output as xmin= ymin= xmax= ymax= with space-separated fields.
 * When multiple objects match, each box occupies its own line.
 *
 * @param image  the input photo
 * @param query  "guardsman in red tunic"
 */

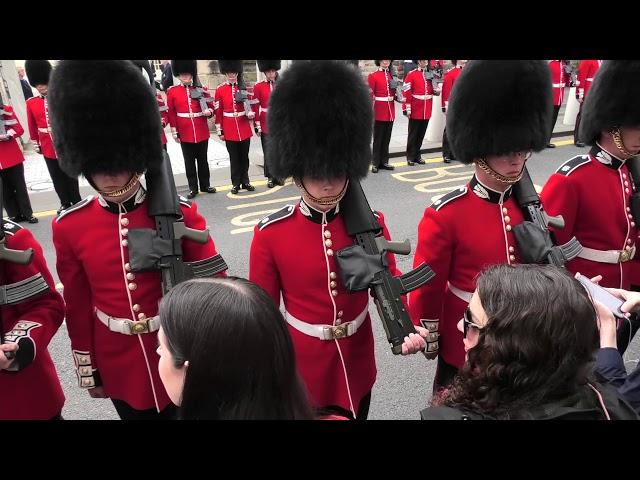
xmin=574 ymin=60 xmax=603 ymax=147
xmin=253 ymin=60 xmax=283 ymax=188
xmin=166 ymin=60 xmax=216 ymax=199
xmin=402 ymin=60 xmax=436 ymax=166
xmin=0 ymin=101 xmax=37 ymax=224
xmin=130 ymin=60 xmax=170 ymax=149
xmin=0 ymin=213 xmax=65 ymax=420
xmin=440 ymin=60 xmax=466 ymax=163
xmin=546 ymin=60 xmax=568 ymax=149
xmin=48 ymin=60 xmax=228 ymax=420
xmin=409 ymin=61 xmax=553 ymax=391
xmin=25 ymin=60 xmax=81 ymax=213
xmin=368 ymin=60 xmax=401 ymax=173
xmin=541 ymin=61 xmax=640 ymax=349
xmin=212 ymin=60 xmax=256 ymax=195
xmin=250 ymin=61 xmax=428 ymax=420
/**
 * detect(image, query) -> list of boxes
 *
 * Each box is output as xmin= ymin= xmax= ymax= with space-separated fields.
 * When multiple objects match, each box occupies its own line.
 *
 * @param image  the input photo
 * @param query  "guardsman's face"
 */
xmin=178 ymin=73 xmax=193 ymax=84
xmin=265 ymin=70 xmax=277 ymax=81
xmin=35 ymin=84 xmax=48 ymax=95
xmin=303 ymin=175 xmax=347 ymax=200
xmin=91 ymin=171 xmax=134 ymax=192
xmin=156 ymin=327 xmax=187 ymax=406
xmin=621 ymin=126 xmax=640 ymax=155
xmin=226 ymin=72 xmax=238 ymax=83
xmin=485 ymin=151 xmax=529 ymax=178
xmin=380 ymin=60 xmax=391 ymax=68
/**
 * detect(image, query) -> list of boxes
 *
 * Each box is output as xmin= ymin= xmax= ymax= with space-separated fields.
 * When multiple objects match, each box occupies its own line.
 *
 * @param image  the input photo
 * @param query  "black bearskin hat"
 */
xmin=257 ymin=60 xmax=281 ymax=72
xmin=171 ymin=60 xmax=197 ymax=77
xmin=217 ymin=60 xmax=244 ymax=74
xmin=48 ymin=60 xmax=163 ymax=178
xmin=579 ymin=61 xmax=640 ymax=146
xmin=374 ymin=60 xmax=394 ymax=66
xmin=130 ymin=60 xmax=154 ymax=86
xmin=446 ymin=60 xmax=552 ymax=164
xmin=24 ymin=60 xmax=52 ymax=87
xmin=268 ymin=60 xmax=372 ymax=180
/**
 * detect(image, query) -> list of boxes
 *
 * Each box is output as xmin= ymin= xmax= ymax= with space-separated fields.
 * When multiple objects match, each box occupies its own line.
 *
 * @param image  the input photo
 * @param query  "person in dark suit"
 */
xmin=17 ymin=67 xmax=33 ymax=100
xmin=160 ymin=60 xmax=173 ymax=92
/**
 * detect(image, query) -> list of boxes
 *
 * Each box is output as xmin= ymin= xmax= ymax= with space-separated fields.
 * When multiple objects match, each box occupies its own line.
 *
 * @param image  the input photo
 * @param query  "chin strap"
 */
xmin=610 ymin=127 xmax=638 ymax=158
xmin=476 ymin=159 xmax=524 ymax=185
xmin=295 ymin=178 xmax=349 ymax=206
xmin=97 ymin=172 xmax=143 ymax=199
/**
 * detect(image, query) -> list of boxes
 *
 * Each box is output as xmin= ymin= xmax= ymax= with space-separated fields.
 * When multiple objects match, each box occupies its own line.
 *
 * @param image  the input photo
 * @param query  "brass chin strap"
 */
xmin=610 ymin=127 xmax=638 ymax=158
xmin=476 ymin=159 xmax=524 ymax=185
xmin=98 ymin=173 xmax=143 ymax=199
xmin=295 ymin=178 xmax=349 ymax=206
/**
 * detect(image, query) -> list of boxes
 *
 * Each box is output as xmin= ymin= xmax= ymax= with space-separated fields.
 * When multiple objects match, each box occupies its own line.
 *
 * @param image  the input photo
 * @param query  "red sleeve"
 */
xmin=3 ymin=228 xmax=64 ymax=370
xmin=402 ymin=71 xmax=412 ymax=113
xmin=166 ymin=88 xmax=177 ymax=130
xmin=442 ymin=73 xmax=453 ymax=111
xmin=249 ymin=226 xmax=281 ymax=306
xmin=157 ymin=94 xmax=169 ymax=127
xmin=25 ymin=101 xmax=38 ymax=143
xmin=408 ymin=208 xmax=452 ymax=327
xmin=214 ymin=86 xmax=223 ymax=133
xmin=181 ymin=201 xmax=226 ymax=277
xmin=5 ymin=107 xmax=24 ymax=137
xmin=252 ymin=84 xmax=262 ymax=129
xmin=539 ymin=173 xmax=579 ymax=244
xmin=367 ymin=73 xmax=376 ymax=101
xmin=51 ymin=215 xmax=100 ymax=387
xmin=576 ymin=61 xmax=586 ymax=99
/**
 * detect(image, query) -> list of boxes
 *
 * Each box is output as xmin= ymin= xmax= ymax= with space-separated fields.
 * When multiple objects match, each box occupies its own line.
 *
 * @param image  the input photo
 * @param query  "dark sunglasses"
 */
xmin=463 ymin=307 xmax=484 ymax=338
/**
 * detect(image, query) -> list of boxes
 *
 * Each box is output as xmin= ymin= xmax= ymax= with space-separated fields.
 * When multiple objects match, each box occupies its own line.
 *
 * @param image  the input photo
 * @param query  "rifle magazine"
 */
xmin=188 ymin=254 xmax=228 ymax=278
xmin=397 ymin=263 xmax=436 ymax=294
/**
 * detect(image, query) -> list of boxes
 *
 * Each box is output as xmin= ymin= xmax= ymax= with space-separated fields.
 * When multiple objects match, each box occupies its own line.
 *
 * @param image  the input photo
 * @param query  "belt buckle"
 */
xmin=129 ymin=319 xmax=149 ymax=334
xmin=619 ymin=249 xmax=632 ymax=263
xmin=331 ymin=324 xmax=347 ymax=339
xmin=234 ymin=112 xmax=239 ymax=117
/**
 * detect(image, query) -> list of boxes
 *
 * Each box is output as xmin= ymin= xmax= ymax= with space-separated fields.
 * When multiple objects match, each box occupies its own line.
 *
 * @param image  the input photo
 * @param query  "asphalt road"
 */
xmin=22 ymin=136 xmax=640 ymax=419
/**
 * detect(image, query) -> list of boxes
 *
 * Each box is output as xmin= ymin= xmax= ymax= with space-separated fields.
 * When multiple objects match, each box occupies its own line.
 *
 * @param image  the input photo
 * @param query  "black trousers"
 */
xmin=44 ymin=157 xmax=81 ymax=206
xmin=372 ymin=121 xmax=394 ymax=168
xmin=442 ymin=127 xmax=454 ymax=160
xmin=111 ymin=399 xmax=177 ymax=420
xmin=260 ymin=134 xmax=276 ymax=180
xmin=227 ymin=139 xmax=251 ymax=187
xmin=1 ymin=163 xmax=33 ymax=218
xmin=180 ymin=140 xmax=210 ymax=192
xmin=549 ymin=105 xmax=561 ymax=141
xmin=406 ymin=118 xmax=429 ymax=162
xmin=433 ymin=356 xmax=459 ymax=394
xmin=574 ymin=103 xmax=583 ymax=145
xmin=318 ymin=391 xmax=373 ymax=420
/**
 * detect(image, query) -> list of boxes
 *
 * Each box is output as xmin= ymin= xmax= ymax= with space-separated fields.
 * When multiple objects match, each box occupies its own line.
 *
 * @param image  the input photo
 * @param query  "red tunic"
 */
xmin=576 ymin=60 xmax=602 ymax=101
xmin=0 ymin=105 xmax=25 ymax=170
xmin=409 ymin=176 xmax=526 ymax=368
xmin=52 ymin=189 xmax=223 ymax=410
xmin=541 ymin=146 xmax=639 ymax=289
xmin=368 ymin=68 xmax=397 ymax=122
xmin=402 ymin=68 xmax=435 ymax=120
xmin=249 ymin=200 xmax=401 ymax=416
xmin=252 ymin=79 xmax=274 ymax=134
xmin=0 ymin=220 xmax=65 ymax=420
xmin=26 ymin=95 xmax=57 ymax=158
xmin=166 ymin=84 xmax=212 ymax=143
xmin=549 ymin=60 xmax=567 ymax=107
xmin=441 ymin=66 xmax=462 ymax=113
xmin=214 ymin=82 xmax=254 ymax=142
xmin=157 ymin=92 xmax=168 ymax=145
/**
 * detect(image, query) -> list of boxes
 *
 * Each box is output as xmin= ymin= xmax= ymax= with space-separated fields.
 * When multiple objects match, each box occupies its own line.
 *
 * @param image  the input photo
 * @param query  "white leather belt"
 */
xmin=578 ymin=246 xmax=636 ymax=264
xmin=37 ymin=127 xmax=51 ymax=133
xmin=447 ymin=282 xmax=473 ymax=303
xmin=285 ymin=306 xmax=368 ymax=340
xmin=412 ymin=94 xmax=433 ymax=100
xmin=552 ymin=83 xmax=564 ymax=88
xmin=586 ymin=77 xmax=594 ymax=81
xmin=95 ymin=308 xmax=160 ymax=335
xmin=374 ymin=96 xmax=394 ymax=102
xmin=177 ymin=111 xmax=207 ymax=118
xmin=223 ymin=111 xmax=246 ymax=117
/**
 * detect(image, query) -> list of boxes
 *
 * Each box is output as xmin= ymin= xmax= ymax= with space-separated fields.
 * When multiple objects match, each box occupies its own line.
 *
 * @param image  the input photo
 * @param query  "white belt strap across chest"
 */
xmin=95 ymin=308 xmax=160 ymax=335
xmin=577 ymin=245 xmax=636 ymax=264
xmin=285 ymin=305 xmax=368 ymax=340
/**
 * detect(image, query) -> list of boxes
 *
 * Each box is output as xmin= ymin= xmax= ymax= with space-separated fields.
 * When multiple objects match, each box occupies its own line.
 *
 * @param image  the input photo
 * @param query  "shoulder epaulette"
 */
xmin=258 ymin=204 xmax=296 ymax=231
xmin=429 ymin=186 xmax=467 ymax=211
xmin=56 ymin=196 xmax=94 ymax=221
xmin=555 ymin=155 xmax=590 ymax=176
xmin=2 ymin=218 xmax=24 ymax=236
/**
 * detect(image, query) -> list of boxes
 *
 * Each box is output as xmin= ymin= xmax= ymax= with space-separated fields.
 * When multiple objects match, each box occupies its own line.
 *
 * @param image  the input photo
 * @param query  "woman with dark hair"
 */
xmin=421 ymin=264 xmax=638 ymax=420
xmin=157 ymin=277 xmax=314 ymax=420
